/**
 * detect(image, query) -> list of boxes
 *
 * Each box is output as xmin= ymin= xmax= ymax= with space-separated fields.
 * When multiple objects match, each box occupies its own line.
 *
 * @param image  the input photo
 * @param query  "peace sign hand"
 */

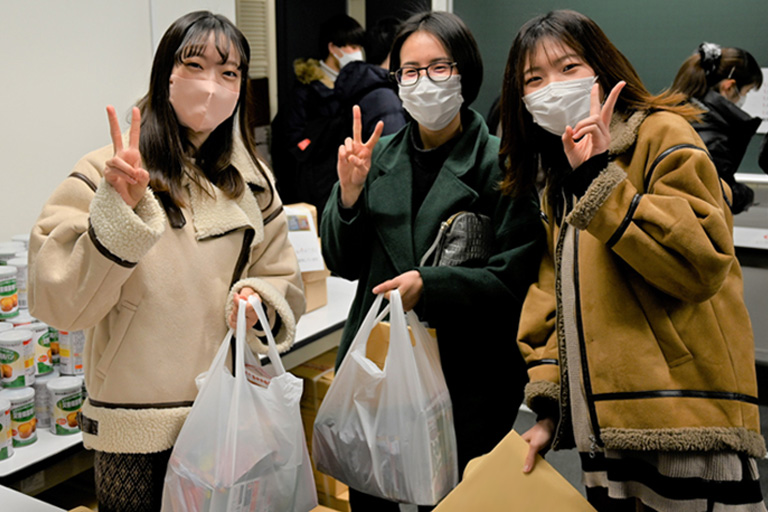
xmin=104 ymin=106 xmax=150 ymax=209
xmin=337 ymin=105 xmax=384 ymax=208
xmin=562 ymin=81 xmax=625 ymax=169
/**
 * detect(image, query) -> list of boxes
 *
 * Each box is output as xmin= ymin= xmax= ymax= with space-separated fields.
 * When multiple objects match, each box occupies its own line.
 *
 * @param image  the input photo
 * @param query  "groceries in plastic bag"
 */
xmin=312 ymin=291 xmax=458 ymax=505
xmin=161 ymin=297 xmax=317 ymax=512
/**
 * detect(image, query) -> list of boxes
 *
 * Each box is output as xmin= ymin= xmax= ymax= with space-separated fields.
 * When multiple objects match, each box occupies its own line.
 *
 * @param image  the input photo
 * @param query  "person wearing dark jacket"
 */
xmin=321 ymin=11 xmax=542 ymax=511
xmin=270 ymin=14 xmax=365 ymax=216
xmin=334 ymin=60 xmax=406 ymax=141
xmin=670 ymin=43 xmax=763 ymax=214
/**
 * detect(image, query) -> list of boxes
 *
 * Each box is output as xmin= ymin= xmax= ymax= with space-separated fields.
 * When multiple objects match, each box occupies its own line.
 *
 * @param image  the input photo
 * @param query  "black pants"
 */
xmin=94 ymin=449 xmax=172 ymax=512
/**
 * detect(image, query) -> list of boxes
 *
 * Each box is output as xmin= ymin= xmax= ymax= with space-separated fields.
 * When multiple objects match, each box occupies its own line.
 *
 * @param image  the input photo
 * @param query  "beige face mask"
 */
xmin=169 ymin=75 xmax=239 ymax=133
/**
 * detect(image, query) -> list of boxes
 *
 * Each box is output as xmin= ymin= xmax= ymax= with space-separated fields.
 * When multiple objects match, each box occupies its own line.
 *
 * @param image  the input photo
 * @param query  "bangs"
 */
xmin=176 ymin=22 xmax=247 ymax=70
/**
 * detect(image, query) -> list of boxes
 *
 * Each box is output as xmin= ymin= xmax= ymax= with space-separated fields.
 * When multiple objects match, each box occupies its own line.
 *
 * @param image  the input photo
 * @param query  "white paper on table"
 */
xmin=743 ymin=68 xmax=768 ymax=134
xmin=284 ymin=205 xmax=325 ymax=272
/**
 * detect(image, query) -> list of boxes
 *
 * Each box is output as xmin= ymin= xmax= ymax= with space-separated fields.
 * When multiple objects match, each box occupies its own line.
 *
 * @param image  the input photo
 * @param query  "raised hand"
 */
xmin=337 ymin=105 xmax=384 ymax=208
xmin=562 ymin=80 xmax=625 ymax=169
xmin=104 ymin=106 xmax=150 ymax=209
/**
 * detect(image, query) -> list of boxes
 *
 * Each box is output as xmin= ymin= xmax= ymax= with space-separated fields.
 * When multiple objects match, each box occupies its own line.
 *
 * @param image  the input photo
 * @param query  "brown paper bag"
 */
xmin=365 ymin=321 xmax=437 ymax=370
xmin=433 ymin=429 xmax=596 ymax=511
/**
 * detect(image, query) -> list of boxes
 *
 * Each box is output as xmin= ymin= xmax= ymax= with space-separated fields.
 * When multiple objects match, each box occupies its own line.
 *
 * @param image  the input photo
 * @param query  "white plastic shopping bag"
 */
xmin=161 ymin=297 xmax=317 ymax=512
xmin=312 ymin=291 xmax=458 ymax=505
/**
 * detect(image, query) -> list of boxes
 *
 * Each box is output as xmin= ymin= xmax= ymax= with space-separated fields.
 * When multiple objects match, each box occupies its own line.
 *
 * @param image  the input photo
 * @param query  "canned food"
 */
xmin=0 ymin=397 xmax=12 ymax=460
xmin=48 ymin=327 xmax=60 ymax=366
xmin=48 ymin=377 xmax=83 ymax=435
xmin=6 ymin=258 xmax=27 ymax=310
xmin=0 ymin=266 xmax=18 ymax=319
xmin=59 ymin=330 xmax=85 ymax=376
xmin=21 ymin=322 xmax=54 ymax=375
xmin=33 ymin=367 xmax=59 ymax=429
xmin=0 ymin=387 xmax=37 ymax=447
xmin=0 ymin=323 xmax=12 ymax=333
xmin=7 ymin=309 xmax=34 ymax=328
xmin=0 ymin=329 xmax=35 ymax=388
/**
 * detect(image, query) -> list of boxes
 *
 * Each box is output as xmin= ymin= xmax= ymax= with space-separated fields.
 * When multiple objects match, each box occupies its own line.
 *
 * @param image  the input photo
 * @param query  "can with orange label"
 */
xmin=0 ymin=329 xmax=35 ymax=388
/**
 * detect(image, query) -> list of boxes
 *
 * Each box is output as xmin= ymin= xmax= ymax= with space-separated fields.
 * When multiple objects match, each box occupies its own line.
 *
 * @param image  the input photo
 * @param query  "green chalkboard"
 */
xmin=455 ymin=0 xmax=768 ymax=173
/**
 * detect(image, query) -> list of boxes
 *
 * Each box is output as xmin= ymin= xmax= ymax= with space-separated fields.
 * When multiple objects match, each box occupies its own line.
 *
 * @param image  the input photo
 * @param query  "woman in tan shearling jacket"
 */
xmin=28 ymin=12 xmax=304 ymax=511
xmin=499 ymin=10 xmax=765 ymax=512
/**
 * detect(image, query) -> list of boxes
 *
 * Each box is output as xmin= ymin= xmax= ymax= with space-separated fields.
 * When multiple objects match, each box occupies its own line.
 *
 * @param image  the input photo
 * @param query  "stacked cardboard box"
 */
xmin=291 ymin=348 xmax=350 ymax=511
xmin=285 ymin=202 xmax=330 ymax=313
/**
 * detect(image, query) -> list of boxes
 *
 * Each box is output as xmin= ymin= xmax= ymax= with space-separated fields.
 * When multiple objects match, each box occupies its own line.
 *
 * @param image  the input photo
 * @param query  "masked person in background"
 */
xmin=270 ymin=14 xmax=366 ymax=222
xmin=499 ymin=10 xmax=766 ymax=511
xmin=28 ymin=11 xmax=304 ymax=511
xmin=320 ymin=11 xmax=543 ymax=511
xmin=670 ymin=43 xmax=763 ymax=214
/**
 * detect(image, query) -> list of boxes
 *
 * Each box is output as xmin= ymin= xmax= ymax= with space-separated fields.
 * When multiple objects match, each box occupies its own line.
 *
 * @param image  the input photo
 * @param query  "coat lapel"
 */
xmin=368 ymin=114 xmax=485 ymax=272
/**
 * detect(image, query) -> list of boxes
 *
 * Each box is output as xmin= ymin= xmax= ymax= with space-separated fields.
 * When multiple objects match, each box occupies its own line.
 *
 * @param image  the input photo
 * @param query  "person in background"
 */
xmin=499 ymin=10 xmax=765 ymax=511
xmin=321 ymin=10 xmax=543 ymax=511
xmin=670 ymin=43 xmax=763 ymax=214
xmin=333 ymin=15 xmax=407 ymax=142
xmin=760 ymin=133 xmax=768 ymax=174
xmin=270 ymin=14 xmax=365 ymax=219
xmin=28 ymin=11 xmax=304 ymax=511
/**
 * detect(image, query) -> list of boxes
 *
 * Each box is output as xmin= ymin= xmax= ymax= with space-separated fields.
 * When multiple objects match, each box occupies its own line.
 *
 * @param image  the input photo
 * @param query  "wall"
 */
xmin=454 ymin=0 xmax=768 ymax=173
xmin=0 ymin=0 xmax=234 ymax=242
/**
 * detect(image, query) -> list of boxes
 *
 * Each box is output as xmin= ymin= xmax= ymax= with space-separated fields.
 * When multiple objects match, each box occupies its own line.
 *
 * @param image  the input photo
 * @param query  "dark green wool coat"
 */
xmin=320 ymin=109 xmax=544 ymax=469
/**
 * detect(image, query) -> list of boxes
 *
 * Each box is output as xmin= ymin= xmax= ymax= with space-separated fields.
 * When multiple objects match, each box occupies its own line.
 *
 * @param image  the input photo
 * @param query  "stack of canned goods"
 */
xmin=0 ymin=234 xmax=86 ymax=462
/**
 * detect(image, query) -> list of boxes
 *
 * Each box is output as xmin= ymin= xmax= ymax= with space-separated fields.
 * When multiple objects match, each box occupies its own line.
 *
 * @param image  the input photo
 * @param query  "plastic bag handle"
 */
xmin=247 ymin=295 xmax=286 ymax=376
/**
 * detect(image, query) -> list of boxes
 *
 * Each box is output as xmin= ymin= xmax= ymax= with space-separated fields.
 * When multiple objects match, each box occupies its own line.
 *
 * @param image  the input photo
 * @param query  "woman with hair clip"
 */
xmin=28 ymin=11 xmax=304 ymax=511
xmin=670 ymin=43 xmax=763 ymax=214
xmin=499 ymin=9 xmax=765 ymax=511
xmin=321 ymin=10 xmax=543 ymax=511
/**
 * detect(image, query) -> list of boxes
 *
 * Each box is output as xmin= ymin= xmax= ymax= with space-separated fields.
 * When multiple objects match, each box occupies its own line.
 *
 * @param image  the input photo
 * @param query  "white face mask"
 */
xmin=398 ymin=75 xmax=464 ymax=131
xmin=734 ymin=93 xmax=747 ymax=109
xmin=523 ymin=76 xmax=597 ymax=136
xmin=169 ymin=75 xmax=240 ymax=134
xmin=334 ymin=48 xmax=364 ymax=69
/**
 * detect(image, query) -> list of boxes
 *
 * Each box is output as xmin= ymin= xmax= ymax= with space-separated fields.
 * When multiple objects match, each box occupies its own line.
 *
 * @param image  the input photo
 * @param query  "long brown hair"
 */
xmin=670 ymin=44 xmax=763 ymax=100
xmin=498 ymin=10 xmax=700 ymax=199
xmin=137 ymin=11 xmax=272 ymax=208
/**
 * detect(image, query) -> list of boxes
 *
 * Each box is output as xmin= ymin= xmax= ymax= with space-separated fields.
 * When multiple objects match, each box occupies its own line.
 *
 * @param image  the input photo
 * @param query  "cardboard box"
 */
xmin=314 ymin=468 xmax=349 ymax=498
xmin=285 ymin=202 xmax=329 ymax=313
xmin=291 ymin=348 xmax=338 ymax=410
xmin=317 ymin=490 xmax=350 ymax=512
xmin=310 ymin=506 xmax=341 ymax=512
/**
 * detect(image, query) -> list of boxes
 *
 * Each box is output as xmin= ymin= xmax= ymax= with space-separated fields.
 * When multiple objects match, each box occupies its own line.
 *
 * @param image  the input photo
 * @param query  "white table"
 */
xmin=0 ymin=485 xmax=66 ymax=511
xmin=0 ymin=430 xmax=82 ymax=478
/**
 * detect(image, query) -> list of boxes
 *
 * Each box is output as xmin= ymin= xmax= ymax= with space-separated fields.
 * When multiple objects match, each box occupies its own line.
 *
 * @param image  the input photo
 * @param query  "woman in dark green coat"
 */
xmin=320 ymin=11 xmax=543 ymax=511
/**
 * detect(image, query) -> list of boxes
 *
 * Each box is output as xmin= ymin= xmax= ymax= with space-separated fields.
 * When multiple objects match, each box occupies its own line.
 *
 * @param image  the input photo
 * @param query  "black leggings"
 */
xmin=94 ymin=449 xmax=172 ymax=512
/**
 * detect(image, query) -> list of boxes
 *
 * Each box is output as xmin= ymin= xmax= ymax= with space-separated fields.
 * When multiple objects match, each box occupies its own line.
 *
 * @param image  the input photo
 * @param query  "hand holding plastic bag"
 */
xmin=312 ymin=290 xmax=458 ymax=505
xmin=161 ymin=297 xmax=317 ymax=512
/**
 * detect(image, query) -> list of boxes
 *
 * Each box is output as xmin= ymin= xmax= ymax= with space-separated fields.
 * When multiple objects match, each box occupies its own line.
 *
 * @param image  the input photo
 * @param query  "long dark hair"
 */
xmin=498 ymin=10 xmax=700 ymax=199
xmin=389 ymin=11 xmax=483 ymax=107
xmin=670 ymin=44 xmax=763 ymax=100
xmin=137 ymin=11 xmax=272 ymax=208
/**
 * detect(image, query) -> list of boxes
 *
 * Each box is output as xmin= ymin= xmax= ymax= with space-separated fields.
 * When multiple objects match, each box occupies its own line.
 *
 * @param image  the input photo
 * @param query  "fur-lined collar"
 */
xmin=183 ymin=141 xmax=268 ymax=244
xmin=609 ymin=110 xmax=648 ymax=155
xmin=293 ymin=58 xmax=334 ymax=89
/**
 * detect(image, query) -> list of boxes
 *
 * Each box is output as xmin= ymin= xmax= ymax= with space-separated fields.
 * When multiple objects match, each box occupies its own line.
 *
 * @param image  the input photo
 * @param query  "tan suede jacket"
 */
xmin=518 ymin=110 xmax=765 ymax=458
xmin=29 ymin=137 xmax=305 ymax=454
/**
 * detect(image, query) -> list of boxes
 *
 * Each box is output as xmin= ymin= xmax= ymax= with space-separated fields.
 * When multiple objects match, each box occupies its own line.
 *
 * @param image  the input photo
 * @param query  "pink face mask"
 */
xmin=169 ymin=74 xmax=240 ymax=133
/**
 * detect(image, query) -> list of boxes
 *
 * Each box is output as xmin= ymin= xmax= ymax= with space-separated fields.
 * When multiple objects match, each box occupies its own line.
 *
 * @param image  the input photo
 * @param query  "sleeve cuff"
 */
xmin=226 ymin=277 xmax=297 ymax=354
xmin=562 ymin=151 xmax=609 ymax=198
xmin=89 ymin=180 xmax=166 ymax=264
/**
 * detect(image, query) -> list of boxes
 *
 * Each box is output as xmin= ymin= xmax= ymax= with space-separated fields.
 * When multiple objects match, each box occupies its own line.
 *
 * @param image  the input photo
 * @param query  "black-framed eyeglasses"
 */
xmin=391 ymin=61 xmax=457 ymax=86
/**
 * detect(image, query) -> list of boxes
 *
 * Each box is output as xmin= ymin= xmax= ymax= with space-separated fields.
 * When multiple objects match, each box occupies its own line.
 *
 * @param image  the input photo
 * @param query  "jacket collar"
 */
xmin=368 ymin=109 xmax=490 ymax=272
xmin=183 ymin=141 xmax=266 ymax=244
xmin=609 ymin=110 xmax=648 ymax=155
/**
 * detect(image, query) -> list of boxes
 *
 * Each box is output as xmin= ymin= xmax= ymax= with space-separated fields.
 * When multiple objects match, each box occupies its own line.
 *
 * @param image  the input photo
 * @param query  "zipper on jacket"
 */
xmin=551 ymin=204 xmax=571 ymax=451
xmin=572 ymin=229 xmax=604 ymax=450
